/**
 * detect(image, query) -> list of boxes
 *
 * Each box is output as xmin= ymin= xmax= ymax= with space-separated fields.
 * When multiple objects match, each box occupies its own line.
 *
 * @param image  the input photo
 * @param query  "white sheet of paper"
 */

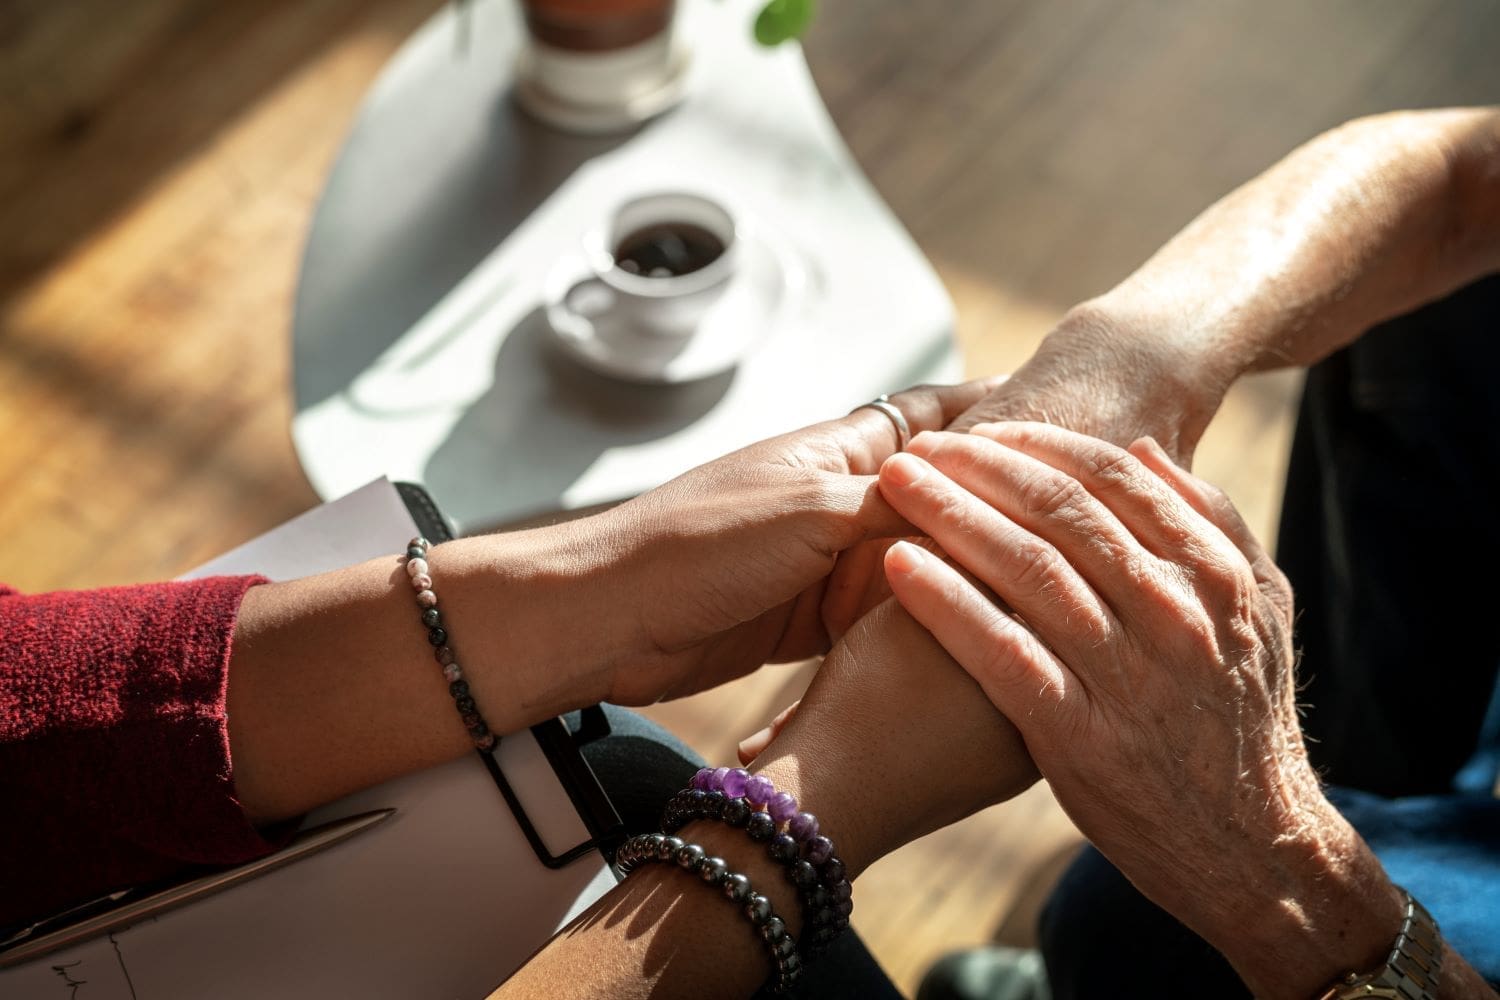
xmin=2 ymin=479 xmax=615 ymax=999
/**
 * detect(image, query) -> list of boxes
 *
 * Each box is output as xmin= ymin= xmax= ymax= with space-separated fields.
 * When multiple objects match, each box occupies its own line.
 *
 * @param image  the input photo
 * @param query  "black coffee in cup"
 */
xmin=613 ymin=222 xmax=726 ymax=278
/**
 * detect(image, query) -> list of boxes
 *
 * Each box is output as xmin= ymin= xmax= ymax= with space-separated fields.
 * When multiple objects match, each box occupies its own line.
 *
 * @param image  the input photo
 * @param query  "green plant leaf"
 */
xmin=754 ymin=0 xmax=816 ymax=46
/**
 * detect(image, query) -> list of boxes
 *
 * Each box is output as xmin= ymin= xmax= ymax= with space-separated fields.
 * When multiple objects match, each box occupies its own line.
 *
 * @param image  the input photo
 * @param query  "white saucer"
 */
xmin=545 ymin=223 xmax=800 ymax=384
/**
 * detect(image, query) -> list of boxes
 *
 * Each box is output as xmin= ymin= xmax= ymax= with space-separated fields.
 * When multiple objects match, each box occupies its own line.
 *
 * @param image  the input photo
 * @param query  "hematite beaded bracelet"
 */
xmin=665 ymin=767 xmax=853 ymax=955
xmin=615 ymin=832 xmax=803 ymax=993
xmin=403 ymin=537 xmax=497 ymax=752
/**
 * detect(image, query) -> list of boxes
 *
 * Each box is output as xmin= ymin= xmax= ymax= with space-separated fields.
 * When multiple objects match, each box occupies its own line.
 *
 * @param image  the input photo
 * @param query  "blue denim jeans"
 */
xmin=1038 ymin=275 xmax=1500 ymax=995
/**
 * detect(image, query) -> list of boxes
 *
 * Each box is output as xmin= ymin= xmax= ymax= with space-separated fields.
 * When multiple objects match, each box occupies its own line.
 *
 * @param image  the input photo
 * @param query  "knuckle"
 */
xmin=1259 ymin=557 xmax=1292 ymax=597
xmin=1199 ymin=478 xmax=1232 ymax=509
xmin=923 ymin=483 xmax=982 ymax=535
xmin=955 ymin=401 xmax=1011 ymax=431
xmin=1017 ymin=468 xmax=1089 ymax=524
xmin=936 ymin=491 xmax=984 ymax=539
xmin=1182 ymin=538 xmax=1248 ymax=594
xmin=895 ymin=381 xmax=939 ymax=398
xmin=1259 ymin=561 xmax=1296 ymax=622
xmin=1204 ymin=484 xmax=1248 ymax=529
xmin=830 ymin=416 xmax=874 ymax=456
xmin=889 ymin=382 xmax=938 ymax=414
xmin=1007 ymin=540 xmax=1063 ymax=591
xmin=1122 ymin=549 xmax=1168 ymax=593
xmin=797 ymin=470 xmax=842 ymax=510
xmin=1082 ymin=445 xmax=1142 ymax=490
xmin=906 ymin=428 xmax=954 ymax=461
xmin=796 ymin=475 xmax=864 ymax=538
xmin=1198 ymin=553 xmax=1246 ymax=594
xmin=1086 ymin=450 xmax=1167 ymax=513
xmin=1154 ymin=510 xmax=1203 ymax=554
xmin=1149 ymin=584 xmax=1218 ymax=649
xmin=1063 ymin=598 xmax=1113 ymax=646
xmin=973 ymin=615 xmax=1034 ymax=686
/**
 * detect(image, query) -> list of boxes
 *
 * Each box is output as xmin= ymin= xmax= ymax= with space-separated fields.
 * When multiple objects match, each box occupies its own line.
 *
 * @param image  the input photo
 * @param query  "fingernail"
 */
xmin=983 ymin=373 xmax=1011 ymax=389
xmin=886 ymin=540 xmax=929 ymax=574
xmin=738 ymin=727 xmax=772 ymax=757
xmin=883 ymin=452 xmax=929 ymax=487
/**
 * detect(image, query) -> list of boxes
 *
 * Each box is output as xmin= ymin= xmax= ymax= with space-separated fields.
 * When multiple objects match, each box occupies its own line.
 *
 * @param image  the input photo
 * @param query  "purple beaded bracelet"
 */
xmin=668 ymin=767 xmax=853 ymax=954
xmin=693 ymin=767 xmax=827 ymax=848
xmin=403 ymin=536 xmax=497 ymax=753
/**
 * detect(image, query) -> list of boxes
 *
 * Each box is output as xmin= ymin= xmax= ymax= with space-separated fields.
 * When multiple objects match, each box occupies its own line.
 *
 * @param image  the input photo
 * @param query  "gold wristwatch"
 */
xmin=1315 ymin=888 xmax=1443 ymax=1000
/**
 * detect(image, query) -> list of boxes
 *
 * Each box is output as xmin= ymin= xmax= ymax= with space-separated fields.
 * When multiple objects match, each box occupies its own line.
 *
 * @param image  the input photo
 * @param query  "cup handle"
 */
xmin=562 ymin=276 xmax=617 ymax=319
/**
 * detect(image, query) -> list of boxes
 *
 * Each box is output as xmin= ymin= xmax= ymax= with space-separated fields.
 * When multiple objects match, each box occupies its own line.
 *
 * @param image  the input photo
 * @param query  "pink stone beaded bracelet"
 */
xmin=403 ymin=536 xmax=497 ymax=752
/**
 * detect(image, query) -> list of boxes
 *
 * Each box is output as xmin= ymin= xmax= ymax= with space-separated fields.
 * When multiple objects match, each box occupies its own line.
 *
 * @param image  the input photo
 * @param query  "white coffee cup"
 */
xmin=562 ymin=192 xmax=739 ymax=338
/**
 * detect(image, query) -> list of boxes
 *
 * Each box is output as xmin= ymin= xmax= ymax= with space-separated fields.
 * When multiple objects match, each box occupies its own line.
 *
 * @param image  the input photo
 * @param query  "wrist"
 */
xmin=745 ymin=750 xmax=882 ymax=883
xmin=675 ymin=817 xmax=811 ymax=938
xmin=1197 ymin=799 xmax=1406 ymax=1000
xmin=744 ymin=601 xmax=1038 ymax=878
xmin=433 ymin=520 xmax=630 ymax=731
xmin=1037 ymin=295 xmax=1232 ymax=462
xmin=742 ymin=638 xmax=910 ymax=879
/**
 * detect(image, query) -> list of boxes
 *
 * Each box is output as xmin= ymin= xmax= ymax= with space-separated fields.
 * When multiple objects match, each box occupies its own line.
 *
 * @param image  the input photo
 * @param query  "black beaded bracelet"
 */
xmin=615 ymin=832 xmax=803 ymax=994
xmin=402 ymin=537 xmax=497 ymax=752
xmin=662 ymin=788 xmax=851 ymax=955
xmin=663 ymin=779 xmax=853 ymax=955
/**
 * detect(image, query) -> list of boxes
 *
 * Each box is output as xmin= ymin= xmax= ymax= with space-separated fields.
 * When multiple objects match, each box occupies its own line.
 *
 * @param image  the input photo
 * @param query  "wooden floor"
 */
xmin=4 ymin=0 xmax=1498 ymax=994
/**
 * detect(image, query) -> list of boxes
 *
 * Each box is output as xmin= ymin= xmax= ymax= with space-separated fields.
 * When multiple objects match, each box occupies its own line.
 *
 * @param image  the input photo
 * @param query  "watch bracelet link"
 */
xmin=1316 ymin=888 xmax=1443 ymax=1000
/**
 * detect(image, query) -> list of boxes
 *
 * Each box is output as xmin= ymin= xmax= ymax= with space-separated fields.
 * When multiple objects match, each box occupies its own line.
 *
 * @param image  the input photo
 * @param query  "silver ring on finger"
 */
xmin=850 ymin=394 xmax=911 ymax=451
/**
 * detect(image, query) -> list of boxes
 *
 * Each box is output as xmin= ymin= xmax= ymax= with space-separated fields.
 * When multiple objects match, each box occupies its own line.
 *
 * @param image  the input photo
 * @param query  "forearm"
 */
xmin=227 ymin=526 xmax=627 ymax=822
xmin=225 ymin=380 xmax=998 ymax=824
xmin=1101 ymin=107 xmax=1500 ymax=386
xmin=492 ymin=753 xmax=835 ymax=1000
xmin=495 ymin=603 xmax=1039 ymax=1000
xmin=491 ymin=860 xmax=771 ymax=1000
xmin=949 ymin=108 xmax=1500 ymax=459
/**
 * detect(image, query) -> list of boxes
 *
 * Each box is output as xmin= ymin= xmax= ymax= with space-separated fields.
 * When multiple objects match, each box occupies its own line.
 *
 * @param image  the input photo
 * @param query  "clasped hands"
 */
xmin=576 ymin=348 xmax=1316 ymax=917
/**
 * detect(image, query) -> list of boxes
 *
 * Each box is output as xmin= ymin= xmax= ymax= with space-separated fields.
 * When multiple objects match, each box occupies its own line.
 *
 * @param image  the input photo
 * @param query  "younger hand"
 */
xmin=589 ymin=380 xmax=993 ymax=706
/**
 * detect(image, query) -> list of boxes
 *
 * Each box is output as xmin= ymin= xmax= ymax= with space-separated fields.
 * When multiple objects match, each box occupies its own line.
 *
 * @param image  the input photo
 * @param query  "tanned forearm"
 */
xmin=227 ymin=528 xmax=626 ymax=822
xmin=489 ymin=759 xmax=820 ymax=1000
xmin=491 ymin=602 xmax=1038 ymax=1000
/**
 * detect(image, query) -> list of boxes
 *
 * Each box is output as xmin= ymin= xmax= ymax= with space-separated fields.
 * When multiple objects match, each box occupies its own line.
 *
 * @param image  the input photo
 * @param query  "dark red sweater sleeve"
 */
xmin=0 ymin=576 xmax=284 ymax=930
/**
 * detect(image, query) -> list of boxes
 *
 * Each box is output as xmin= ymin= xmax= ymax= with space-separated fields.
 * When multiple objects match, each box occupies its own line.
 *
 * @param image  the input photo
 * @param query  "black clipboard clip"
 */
xmin=396 ymin=483 xmax=626 ymax=869
xmin=479 ymin=711 xmax=625 ymax=869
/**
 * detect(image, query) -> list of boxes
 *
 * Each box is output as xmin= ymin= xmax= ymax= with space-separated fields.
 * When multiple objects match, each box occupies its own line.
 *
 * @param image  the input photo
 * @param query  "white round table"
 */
xmin=291 ymin=0 xmax=960 ymax=532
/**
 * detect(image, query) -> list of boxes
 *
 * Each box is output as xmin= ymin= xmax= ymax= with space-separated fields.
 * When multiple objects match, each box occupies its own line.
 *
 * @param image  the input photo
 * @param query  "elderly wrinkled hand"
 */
xmin=875 ymin=423 xmax=1405 ymax=998
xmin=942 ymin=307 xmax=1229 ymax=467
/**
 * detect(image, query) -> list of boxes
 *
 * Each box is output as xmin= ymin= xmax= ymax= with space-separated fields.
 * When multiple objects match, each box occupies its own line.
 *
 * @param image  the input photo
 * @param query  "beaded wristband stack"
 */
xmin=664 ymin=766 xmax=853 ymax=956
xmin=616 ymin=832 xmax=803 ymax=993
xmin=402 ymin=537 xmax=497 ymax=752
